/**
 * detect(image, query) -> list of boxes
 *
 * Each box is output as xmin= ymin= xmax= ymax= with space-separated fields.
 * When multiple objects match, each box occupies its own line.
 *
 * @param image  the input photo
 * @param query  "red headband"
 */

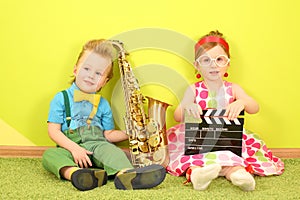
xmin=195 ymin=36 xmax=229 ymax=53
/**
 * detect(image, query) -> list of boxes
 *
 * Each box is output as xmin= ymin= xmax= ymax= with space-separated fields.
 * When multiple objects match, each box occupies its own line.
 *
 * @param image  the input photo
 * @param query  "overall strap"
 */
xmin=61 ymin=90 xmax=71 ymax=128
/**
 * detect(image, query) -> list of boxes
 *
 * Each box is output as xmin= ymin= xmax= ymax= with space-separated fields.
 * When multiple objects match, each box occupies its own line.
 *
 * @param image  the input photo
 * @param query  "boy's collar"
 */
xmin=70 ymin=82 xmax=99 ymax=95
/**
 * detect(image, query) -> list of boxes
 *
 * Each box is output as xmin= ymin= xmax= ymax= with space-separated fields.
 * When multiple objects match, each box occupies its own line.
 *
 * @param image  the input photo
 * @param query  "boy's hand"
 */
xmin=71 ymin=146 xmax=93 ymax=168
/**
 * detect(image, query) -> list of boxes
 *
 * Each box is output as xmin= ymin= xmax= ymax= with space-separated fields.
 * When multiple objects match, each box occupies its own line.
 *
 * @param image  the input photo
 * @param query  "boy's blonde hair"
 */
xmin=71 ymin=39 xmax=116 ymax=83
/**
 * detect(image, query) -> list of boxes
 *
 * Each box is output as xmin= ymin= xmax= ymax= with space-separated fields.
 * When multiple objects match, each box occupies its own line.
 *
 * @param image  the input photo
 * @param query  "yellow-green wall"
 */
xmin=0 ymin=0 xmax=299 ymax=147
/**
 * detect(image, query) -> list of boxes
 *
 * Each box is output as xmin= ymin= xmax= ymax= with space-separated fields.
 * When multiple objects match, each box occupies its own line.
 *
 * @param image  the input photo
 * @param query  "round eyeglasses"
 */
xmin=196 ymin=55 xmax=230 ymax=67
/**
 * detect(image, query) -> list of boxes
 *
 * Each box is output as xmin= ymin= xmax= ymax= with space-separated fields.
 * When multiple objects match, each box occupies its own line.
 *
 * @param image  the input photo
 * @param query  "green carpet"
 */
xmin=0 ymin=158 xmax=299 ymax=199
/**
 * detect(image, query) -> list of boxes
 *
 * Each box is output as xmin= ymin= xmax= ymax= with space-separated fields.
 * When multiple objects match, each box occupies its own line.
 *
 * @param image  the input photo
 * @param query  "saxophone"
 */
xmin=111 ymin=40 xmax=170 ymax=168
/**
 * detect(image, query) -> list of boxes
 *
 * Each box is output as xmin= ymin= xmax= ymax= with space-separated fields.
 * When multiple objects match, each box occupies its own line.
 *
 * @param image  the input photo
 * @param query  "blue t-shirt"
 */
xmin=48 ymin=83 xmax=114 ymax=132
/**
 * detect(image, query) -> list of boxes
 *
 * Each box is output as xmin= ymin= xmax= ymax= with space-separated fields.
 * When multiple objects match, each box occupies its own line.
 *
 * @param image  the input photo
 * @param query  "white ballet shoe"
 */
xmin=230 ymin=169 xmax=256 ymax=191
xmin=190 ymin=164 xmax=222 ymax=191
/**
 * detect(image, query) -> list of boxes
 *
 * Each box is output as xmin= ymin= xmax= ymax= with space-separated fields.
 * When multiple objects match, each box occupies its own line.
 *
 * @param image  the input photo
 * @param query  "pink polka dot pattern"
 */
xmin=224 ymin=81 xmax=231 ymax=87
xmin=168 ymin=133 xmax=177 ymax=142
xmin=201 ymin=82 xmax=207 ymax=89
xmin=199 ymin=101 xmax=206 ymax=109
xmin=226 ymin=87 xmax=232 ymax=96
xmin=180 ymin=156 xmax=190 ymax=163
xmin=192 ymin=160 xmax=204 ymax=166
xmin=167 ymin=124 xmax=284 ymax=177
xmin=194 ymin=81 xmax=234 ymax=110
xmin=200 ymin=91 xmax=208 ymax=99
xmin=166 ymin=81 xmax=284 ymax=177
xmin=218 ymin=153 xmax=230 ymax=161
xmin=181 ymin=163 xmax=191 ymax=171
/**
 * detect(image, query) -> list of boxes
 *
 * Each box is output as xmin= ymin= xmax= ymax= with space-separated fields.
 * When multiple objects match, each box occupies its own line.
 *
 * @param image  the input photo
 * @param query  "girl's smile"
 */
xmin=209 ymin=70 xmax=220 ymax=75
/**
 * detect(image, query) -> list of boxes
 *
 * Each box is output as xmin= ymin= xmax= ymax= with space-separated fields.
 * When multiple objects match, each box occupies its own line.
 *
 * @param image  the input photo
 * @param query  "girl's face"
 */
xmin=194 ymin=45 xmax=230 ymax=81
xmin=74 ymin=51 xmax=112 ymax=93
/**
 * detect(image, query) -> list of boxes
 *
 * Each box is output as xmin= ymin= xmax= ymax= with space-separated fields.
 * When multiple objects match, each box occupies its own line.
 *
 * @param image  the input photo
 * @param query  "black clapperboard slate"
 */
xmin=184 ymin=109 xmax=244 ymax=156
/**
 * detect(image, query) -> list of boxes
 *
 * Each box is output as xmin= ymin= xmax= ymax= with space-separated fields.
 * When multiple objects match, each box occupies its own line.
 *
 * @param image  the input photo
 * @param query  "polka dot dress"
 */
xmin=166 ymin=81 xmax=284 ymax=177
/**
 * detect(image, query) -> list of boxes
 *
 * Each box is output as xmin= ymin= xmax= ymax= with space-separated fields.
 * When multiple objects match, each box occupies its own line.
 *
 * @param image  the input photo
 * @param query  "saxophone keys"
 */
xmin=137 ymin=131 xmax=147 ymax=142
xmin=130 ymin=104 xmax=137 ymax=110
xmin=153 ymin=148 xmax=165 ymax=162
xmin=142 ymin=158 xmax=152 ymax=166
xmin=131 ymin=99 xmax=138 ymax=104
xmin=146 ymin=119 xmax=158 ymax=134
xmin=149 ymin=133 xmax=161 ymax=147
xmin=130 ymin=140 xmax=139 ymax=155
xmin=131 ymin=146 xmax=139 ymax=155
xmin=138 ymin=141 xmax=149 ymax=153
xmin=134 ymin=115 xmax=143 ymax=122
xmin=136 ymin=120 xmax=144 ymax=127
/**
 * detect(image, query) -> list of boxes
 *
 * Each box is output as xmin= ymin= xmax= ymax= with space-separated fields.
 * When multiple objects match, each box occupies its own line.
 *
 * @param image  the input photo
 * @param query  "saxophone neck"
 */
xmin=110 ymin=40 xmax=126 ymax=55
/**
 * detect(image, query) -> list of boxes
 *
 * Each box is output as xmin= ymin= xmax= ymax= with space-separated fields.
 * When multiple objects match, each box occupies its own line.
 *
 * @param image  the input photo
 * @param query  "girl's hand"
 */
xmin=70 ymin=146 xmax=93 ymax=168
xmin=184 ymin=103 xmax=203 ymax=119
xmin=225 ymin=99 xmax=245 ymax=120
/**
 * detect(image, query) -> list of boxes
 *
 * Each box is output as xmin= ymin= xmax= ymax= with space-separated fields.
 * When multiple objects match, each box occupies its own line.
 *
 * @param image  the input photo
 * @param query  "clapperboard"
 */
xmin=184 ymin=109 xmax=244 ymax=156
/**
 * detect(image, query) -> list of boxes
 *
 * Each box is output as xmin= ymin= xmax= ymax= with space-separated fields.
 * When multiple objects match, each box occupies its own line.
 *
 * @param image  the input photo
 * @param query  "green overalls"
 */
xmin=42 ymin=90 xmax=133 ymax=178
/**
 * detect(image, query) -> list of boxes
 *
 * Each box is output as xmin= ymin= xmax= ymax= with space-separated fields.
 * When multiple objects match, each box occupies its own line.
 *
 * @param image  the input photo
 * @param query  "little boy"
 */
xmin=42 ymin=39 xmax=166 ymax=191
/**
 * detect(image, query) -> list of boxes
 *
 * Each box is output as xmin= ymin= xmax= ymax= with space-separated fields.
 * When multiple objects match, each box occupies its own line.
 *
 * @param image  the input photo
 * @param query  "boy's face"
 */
xmin=74 ymin=51 xmax=112 ymax=93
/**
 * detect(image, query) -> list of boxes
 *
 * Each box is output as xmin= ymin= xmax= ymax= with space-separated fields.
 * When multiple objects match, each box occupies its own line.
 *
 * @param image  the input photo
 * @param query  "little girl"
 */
xmin=166 ymin=30 xmax=284 ymax=191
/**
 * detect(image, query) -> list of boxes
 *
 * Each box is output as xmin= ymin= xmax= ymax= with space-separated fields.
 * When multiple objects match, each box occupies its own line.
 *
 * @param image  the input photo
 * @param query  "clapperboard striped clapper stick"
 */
xmin=184 ymin=109 xmax=244 ymax=156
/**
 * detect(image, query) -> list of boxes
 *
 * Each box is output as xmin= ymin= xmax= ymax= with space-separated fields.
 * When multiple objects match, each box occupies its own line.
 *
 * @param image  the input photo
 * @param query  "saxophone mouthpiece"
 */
xmin=110 ymin=40 xmax=129 ymax=56
xmin=110 ymin=40 xmax=123 ymax=49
